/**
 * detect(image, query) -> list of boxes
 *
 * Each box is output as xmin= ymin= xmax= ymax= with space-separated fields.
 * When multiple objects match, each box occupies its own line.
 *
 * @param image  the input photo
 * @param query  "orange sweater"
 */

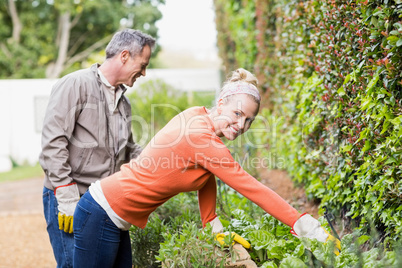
xmin=101 ymin=106 xmax=301 ymax=229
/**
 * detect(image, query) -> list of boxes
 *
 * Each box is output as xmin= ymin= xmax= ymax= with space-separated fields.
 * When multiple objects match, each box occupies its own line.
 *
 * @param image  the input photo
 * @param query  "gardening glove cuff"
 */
xmin=208 ymin=217 xmax=224 ymax=233
xmin=291 ymin=213 xmax=341 ymax=255
xmin=54 ymin=182 xmax=80 ymax=233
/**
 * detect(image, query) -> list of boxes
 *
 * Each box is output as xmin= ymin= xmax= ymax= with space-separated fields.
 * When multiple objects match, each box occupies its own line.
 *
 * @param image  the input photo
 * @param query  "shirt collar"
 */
xmin=97 ymin=68 xmax=115 ymax=90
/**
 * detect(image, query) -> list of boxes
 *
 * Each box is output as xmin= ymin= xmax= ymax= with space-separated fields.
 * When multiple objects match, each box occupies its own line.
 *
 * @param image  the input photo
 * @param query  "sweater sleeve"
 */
xmin=193 ymin=134 xmax=301 ymax=227
xmin=197 ymin=174 xmax=218 ymax=227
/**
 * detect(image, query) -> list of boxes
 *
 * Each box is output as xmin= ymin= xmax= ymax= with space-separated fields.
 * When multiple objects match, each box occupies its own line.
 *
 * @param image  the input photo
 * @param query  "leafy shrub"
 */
xmin=130 ymin=184 xmax=264 ymax=267
xmin=214 ymin=0 xmax=402 ymax=240
xmin=156 ymin=222 xmax=232 ymax=268
xmin=131 ymin=216 xmax=166 ymax=268
xmin=130 ymin=192 xmax=200 ymax=267
xmin=227 ymin=209 xmax=402 ymax=267
xmin=127 ymin=79 xmax=190 ymax=146
xmin=131 ymin=181 xmax=402 ymax=267
xmin=127 ymin=79 xmax=215 ymax=146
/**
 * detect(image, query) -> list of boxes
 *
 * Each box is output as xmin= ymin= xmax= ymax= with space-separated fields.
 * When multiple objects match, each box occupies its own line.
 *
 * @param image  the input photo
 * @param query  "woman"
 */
xmin=73 ymin=68 xmax=340 ymax=267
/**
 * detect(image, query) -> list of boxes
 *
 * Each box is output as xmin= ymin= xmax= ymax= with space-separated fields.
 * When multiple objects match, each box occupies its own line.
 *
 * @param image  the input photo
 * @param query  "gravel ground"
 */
xmin=0 ymin=177 xmax=56 ymax=268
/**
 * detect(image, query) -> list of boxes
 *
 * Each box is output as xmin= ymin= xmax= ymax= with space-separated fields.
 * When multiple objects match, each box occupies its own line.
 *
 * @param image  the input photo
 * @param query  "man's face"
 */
xmin=122 ymin=45 xmax=151 ymax=87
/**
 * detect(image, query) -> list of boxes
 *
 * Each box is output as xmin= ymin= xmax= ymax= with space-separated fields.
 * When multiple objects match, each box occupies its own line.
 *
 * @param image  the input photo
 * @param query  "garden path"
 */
xmin=0 ymin=170 xmax=318 ymax=267
xmin=0 ymin=177 xmax=56 ymax=268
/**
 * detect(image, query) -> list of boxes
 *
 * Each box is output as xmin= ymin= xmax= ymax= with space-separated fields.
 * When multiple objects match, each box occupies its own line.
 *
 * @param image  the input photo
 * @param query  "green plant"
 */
xmin=129 ymin=187 xmax=263 ymax=267
xmin=130 ymin=192 xmax=201 ymax=267
xmin=156 ymin=222 xmax=231 ymax=268
xmin=127 ymin=79 xmax=215 ymax=146
xmin=127 ymin=79 xmax=190 ymax=146
xmin=226 ymin=210 xmax=402 ymax=267
xmin=214 ymin=0 xmax=402 ymax=240
xmin=226 ymin=211 xmax=306 ymax=266
xmin=130 ymin=216 xmax=166 ymax=268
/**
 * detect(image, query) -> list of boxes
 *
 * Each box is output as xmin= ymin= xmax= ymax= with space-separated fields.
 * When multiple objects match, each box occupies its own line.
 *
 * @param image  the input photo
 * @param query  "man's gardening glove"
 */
xmin=208 ymin=217 xmax=251 ymax=249
xmin=54 ymin=182 xmax=80 ymax=234
xmin=291 ymin=213 xmax=341 ymax=255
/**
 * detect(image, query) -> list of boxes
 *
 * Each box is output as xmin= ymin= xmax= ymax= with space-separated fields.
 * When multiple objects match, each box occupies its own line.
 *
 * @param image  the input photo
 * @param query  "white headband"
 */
xmin=218 ymin=81 xmax=261 ymax=102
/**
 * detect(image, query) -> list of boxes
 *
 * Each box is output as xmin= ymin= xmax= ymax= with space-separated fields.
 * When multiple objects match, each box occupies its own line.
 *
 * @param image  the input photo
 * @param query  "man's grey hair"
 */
xmin=105 ymin=29 xmax=156 ymax=59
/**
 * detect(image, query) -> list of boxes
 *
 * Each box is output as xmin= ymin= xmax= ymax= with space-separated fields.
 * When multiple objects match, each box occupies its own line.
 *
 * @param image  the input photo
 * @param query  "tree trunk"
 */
xmin=7 ymin=0 xmax=22 ymax=43
xmin=46 ymin=12 xmax=71 ymax=78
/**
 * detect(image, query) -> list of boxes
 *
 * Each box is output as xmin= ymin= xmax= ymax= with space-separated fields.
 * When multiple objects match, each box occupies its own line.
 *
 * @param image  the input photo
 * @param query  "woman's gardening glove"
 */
xmin=208 ymin=217 xmax=251 ymax=249
xmin=215 ymin=232 xmax=251 ymax=249
xmin=54 ymin=182 xmax=80 ymax=234
xmin=291 ymin=213 xmax=341 ymax=255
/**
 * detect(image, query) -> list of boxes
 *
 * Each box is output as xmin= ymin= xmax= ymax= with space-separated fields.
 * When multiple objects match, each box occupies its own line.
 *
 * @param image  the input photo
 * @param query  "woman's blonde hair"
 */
xmin=218 ymin=68 xmax=260 ymax=105
xmin=224 ymin=68 xmax=258 ymax=87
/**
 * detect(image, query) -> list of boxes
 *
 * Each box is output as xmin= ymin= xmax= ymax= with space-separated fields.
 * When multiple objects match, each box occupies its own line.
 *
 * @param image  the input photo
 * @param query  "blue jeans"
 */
xmin=43 ymin=187 xmax=74 ymax=268
xmin=73 ymin=191 xmax=132 ymax=268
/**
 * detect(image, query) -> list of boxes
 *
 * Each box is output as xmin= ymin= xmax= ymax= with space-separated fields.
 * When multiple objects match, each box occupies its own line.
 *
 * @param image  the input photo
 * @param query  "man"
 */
xmin=39 ymin=29 xmax=155 ymax=268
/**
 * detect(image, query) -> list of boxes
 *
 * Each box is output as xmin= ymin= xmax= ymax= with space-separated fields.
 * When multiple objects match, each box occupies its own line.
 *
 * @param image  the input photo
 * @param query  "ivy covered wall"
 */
xmin=214 ymin=0 xmax=402 ymax=239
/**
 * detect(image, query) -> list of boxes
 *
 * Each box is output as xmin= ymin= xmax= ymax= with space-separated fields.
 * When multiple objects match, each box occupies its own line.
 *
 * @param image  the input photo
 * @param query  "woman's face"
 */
xmin=213 ymin=94 xmax=259 ymax=140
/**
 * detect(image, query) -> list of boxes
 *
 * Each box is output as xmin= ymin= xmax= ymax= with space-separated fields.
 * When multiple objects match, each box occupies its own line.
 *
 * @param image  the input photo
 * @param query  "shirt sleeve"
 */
xmin=126 ymin=132 xmax=143 ymax=160
xmin=197 ymin=174 xmax=218 ymax=227
xmin=193 ymin=133 xmax=301 ymax=227
xmin=40 ymin=76 xmax=82 ymax=188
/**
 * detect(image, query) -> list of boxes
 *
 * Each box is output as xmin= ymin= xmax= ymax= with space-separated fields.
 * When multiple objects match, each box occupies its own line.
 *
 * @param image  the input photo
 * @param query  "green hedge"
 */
xmin=214 ymin=0 xmax=402 ymax=240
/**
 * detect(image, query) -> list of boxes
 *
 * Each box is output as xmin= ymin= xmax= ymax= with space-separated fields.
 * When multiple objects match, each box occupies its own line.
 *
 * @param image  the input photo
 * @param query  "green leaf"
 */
xmin=366 ymin=72 xmax=380 ymax=94
xmin=341 ymin=144 xmax=353 ymax=152
xmin=357 ymin=235 xmax=371 ymax=245
xmin=247 ymin=230 xmax=275 ymax=250
xmin=343 ymin=73 xmax=351 ymax=85
xmin=371 ymin=16 xmax=378 ymax=27
xmin=391 ymin=116 xmax=402 ymax=125
xmin=337 ymin=85 xmax=346 ymax=96
xmin=397 ymin=39 xmax=402 ymax=47
xmin=356 ymin=128 xmax=369 ymax=143
xmin=381 ymin=120 xmax=391 ymax=134
xmin=304 ymin=74 xmax=323 ymax=91
xmin=279 ymin=256 xmax=308 ymax=268
xmin=260 ymin=261 xmax=278 ymax=268
xmin=385 ymin=157 xmax=396 ymax=164
xmin=387 ymin=36 xmax=399 ymax=42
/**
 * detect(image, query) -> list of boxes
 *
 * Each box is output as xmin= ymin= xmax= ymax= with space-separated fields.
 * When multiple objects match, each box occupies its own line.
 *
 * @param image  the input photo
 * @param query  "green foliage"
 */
xmin=0 ymin=162 xmax=44 ymax=183
xmin=127 ymin=79 xmax=190 ymax=146
xmin=156 ymin=222 xmax=230 ymax=268
xmin=133 ymin=190 xmax=402 ymax=267
xmin=130 ymin=192 xmax=200 ymax=267
xmin=227 ymin=210 xmax=402 ymax=267
xmin=129 ymin=184 xmax=263 ymax=267
xmin=0 ymin=0 xmax=163 ymax=78
xmin=214 ymin=0 xmax=258 ymax=73
xmin=127 ymin=79 xmax=215 ymax=147
xmin=214 ymin=0 xmax=402 ymax=240
xmin=130 ymin=216 xmax=166 ymax=268
xmin=227 ymin=212 xmax=306 ymax=266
